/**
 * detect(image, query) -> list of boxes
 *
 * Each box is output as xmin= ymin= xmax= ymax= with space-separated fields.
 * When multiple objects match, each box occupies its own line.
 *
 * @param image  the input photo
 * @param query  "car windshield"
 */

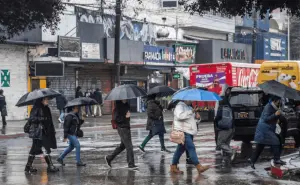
xmin=230 ymin=92 xmax=261 ymax=107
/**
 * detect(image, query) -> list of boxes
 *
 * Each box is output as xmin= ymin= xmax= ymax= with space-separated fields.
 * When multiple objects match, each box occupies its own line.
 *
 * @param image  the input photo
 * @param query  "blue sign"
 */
xmin=144 ymin=45 xmax=175 ymax=66
xmin=263 ymin=33 xmax=287 ymax=60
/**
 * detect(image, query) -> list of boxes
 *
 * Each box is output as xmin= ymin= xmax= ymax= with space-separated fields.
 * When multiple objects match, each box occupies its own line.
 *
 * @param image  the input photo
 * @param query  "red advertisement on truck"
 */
xmin=189 ymin=62 xmax=260 ymax=108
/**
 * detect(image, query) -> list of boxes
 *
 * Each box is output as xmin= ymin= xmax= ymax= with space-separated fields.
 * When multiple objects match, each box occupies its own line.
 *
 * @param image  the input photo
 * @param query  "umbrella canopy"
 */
xmin=16 ymin=88 xmax=61 ymax=107
xmin=258 ymin=80 xmax=300 ymax=100
xmin=172 ymin=88 xmax=222 ymax=101
xmin=65 ymin=97 xmax=97 ymax=108
xmin=147 ymin=85 xmax=176 ymax=97
xmin=105 ymin=84 xmax=147 ymax=101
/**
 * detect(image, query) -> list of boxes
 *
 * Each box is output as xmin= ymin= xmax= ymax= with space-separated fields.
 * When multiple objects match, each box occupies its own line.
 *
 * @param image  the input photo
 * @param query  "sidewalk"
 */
xmin=0 ymin=111 xmax=174 ymax=139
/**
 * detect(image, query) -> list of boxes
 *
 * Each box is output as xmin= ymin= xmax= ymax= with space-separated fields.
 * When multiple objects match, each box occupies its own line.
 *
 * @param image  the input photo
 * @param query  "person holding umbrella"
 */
xmin=16 ymin=88 xmax=62 ymax=173
xmin=138 ymin=94 xmax=170 ymax=153
xmin=105 ymin=84 xmax=147 ymax=170
xmin=26 ymin=98 xmax=59 ymax=173
xmin=57 ymin=106 xmax=86 ymax=167
xmin=249 ymin=95 xmax=287 ymax=169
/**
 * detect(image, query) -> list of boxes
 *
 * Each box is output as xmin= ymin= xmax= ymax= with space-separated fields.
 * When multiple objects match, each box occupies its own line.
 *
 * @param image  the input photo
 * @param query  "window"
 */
xmin=230 ymin=93 xmax=262 ymax=107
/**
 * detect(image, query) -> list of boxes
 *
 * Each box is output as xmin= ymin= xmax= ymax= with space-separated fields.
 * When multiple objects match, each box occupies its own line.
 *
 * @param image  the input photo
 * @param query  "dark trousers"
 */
xmin=251 ymin=143 xmax=281 ymax=164
xmin=140 ymin=130 xmax=165 ymax=149
xmin=107 ymin=127 xmax=135 ymax=166
xmin=2 ymin=116 xmax=6 ymax=126
xmin=29 ymin=139 xmax=51 ymax=155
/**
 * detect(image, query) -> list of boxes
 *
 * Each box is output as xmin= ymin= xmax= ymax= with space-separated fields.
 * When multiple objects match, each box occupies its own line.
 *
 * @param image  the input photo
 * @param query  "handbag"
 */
xmin=1 ymin=106 xmax=7 ymax=117
xmin=169 ymin=122 xmax=185 ymax=145
xmin=24 ymin=121 xmax=31 ymax=133
xmin=29 ymin=124 xmax=42 ymax=139
xmin=77 ymin=129 xmax=84 ymax=138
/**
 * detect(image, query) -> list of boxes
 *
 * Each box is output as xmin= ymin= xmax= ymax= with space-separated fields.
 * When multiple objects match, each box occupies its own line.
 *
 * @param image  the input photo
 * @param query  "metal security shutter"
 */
xmin=78 ymin=64 xmax=113 ymax=115
xmin=47 ymin=67 xmax=76 ymax=114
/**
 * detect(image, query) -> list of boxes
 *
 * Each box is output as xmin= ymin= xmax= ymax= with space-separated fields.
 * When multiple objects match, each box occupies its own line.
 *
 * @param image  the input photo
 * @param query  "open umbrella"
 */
xmin=147 ymin=85 xmax=176 ymax=97
xmin=172 ymin=88 xmax=222 ymax=101
xmin=16 ymin=88 xmax=61 ymax=107
xmin=105 ymin=84 xmax=147 ymax=101
xmin=65 ymin=97 xmax=97 ymax=108
xmin=258 ymin=80 xmax=300 ymax=100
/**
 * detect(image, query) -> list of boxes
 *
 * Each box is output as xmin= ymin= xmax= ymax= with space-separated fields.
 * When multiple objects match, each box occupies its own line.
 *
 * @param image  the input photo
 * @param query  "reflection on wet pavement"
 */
xmin=0 ymin=123 xmax=299 ymax=185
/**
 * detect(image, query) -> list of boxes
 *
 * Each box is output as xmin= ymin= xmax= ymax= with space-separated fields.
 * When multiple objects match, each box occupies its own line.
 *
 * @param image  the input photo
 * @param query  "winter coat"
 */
xmin=56 ymin=95 xmax=67 ymax=110
xmin=254 ymin=103 xmax=280 ymax=146
xmin=94 ymin=91 xmax=103 ymax=104
xmin=214 ymin=96 xmax=233 ymax=130
xmin=75 ymin=91 xmax=84 ymax=98
xmin=0 ymin=95 xmax=6 ymax=110
xmin=29 ymin=105 xmax=57 ymax=149
xmin=63 ymin=113 xmax=84 ymax=139
xmin=115 ymin=100 xmax=130 ymax=128
xmin=173 ymin=101 xmax=198 ymax=135
xmin=146 ymin=100 xmax=165 ymax=131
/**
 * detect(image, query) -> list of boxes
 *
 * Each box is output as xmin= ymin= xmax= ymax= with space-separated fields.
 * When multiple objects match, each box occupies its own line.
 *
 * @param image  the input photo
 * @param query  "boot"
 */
xmin=196 ymin=164 xmax=210 ymax=174
xmin=25 ymin=155 xmax=37 ymax=173
xmin=170 ymin=165 xmax=184 ymax=174
xmin=221 ymin=152 xmax=232 ymax=169
xmin=44 ymin=155 xmax=59 ymax=173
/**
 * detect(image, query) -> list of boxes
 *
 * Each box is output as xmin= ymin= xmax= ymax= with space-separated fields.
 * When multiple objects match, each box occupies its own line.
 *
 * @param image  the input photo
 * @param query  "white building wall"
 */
xmin=0 ymin=44 xmax=27 ymax=120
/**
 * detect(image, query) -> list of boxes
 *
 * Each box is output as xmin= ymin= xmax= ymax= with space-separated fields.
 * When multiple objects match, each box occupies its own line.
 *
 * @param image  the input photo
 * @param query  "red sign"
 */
xmin=235 ymin=67 xmax=259 ymax=87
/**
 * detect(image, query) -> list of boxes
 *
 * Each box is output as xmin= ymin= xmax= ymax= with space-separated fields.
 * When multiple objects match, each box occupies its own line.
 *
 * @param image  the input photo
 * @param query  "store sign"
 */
xmin=82 ymin=43 xmax=100 ymax=59
xmin=195 ymin=72 xmax=226 ymax=94
xmin=144 ymin=45 xmax=175 ymax=66
xmin=58 ymin=36 xmax=80 ymax=62
xmin=1 ymin=69 xmax=10 ymax=87
xmin=270 ymin=38 xmax=282 ymax=51
xmin=221 ymin=48 xmax=246 ymax=60
xmin=173 ymin=73 xmax=181 ymax=79
xmin=175 ymin=44 xmax=196 ymax=65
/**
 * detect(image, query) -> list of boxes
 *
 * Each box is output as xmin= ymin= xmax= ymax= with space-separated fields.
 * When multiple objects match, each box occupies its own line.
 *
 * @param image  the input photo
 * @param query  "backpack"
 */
xmin=217 ymin=105 xmax=233 ymax=130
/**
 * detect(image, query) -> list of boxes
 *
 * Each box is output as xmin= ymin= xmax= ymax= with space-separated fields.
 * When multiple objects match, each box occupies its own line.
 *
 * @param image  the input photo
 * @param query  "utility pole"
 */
xmin=114 ymin=0 xmax=121 ymax=87
xmin=288 ymin=14 xmax=290 ymax=60
xmin=251 ymin=10 xmax=257 ymax=64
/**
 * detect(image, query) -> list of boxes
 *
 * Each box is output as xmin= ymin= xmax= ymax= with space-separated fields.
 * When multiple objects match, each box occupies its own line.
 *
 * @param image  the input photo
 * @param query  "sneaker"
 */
xmin=128 ymin=165 xmax=139 ymax=170
xmin=138 ymin=146 xmax=145 ymax=153
xmin=77 ymin=161 xmax=86 ymax=167
xmin=58 ymin=118 xmax=62 ymax=123
xmin=57 ymin=158 xmax=65 ymax=166
xmin=274 ymin=159 xmax=286 ymax=166
xmin=105 ymin=156 xmax=112 ymax=168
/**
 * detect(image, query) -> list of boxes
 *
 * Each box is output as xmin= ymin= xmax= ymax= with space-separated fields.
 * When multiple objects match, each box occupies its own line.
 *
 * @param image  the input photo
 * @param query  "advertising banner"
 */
xmin=195 ymin=72 xmax=226 ymax=94
xmin=82 ymin=43 xmax=100 ymax=59
xmin=144 ymin=45 xmax=175 ymax=66
xmin=175 ymin=44 xmax=196 ymax=65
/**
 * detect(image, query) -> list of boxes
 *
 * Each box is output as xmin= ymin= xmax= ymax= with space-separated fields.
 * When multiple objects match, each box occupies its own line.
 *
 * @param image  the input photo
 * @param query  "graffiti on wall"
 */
xmin=75 ymin=6 xmax=176 ymax=45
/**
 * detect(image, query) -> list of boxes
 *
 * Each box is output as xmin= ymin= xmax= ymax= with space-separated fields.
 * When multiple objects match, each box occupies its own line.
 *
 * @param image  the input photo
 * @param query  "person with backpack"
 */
xmin=0 ymin=89 xmax=7 ymax=127
xmin=214 ymin=88 xmax=235 ymax=169
xmin=57 ymin=105 xmax=86 ymax=167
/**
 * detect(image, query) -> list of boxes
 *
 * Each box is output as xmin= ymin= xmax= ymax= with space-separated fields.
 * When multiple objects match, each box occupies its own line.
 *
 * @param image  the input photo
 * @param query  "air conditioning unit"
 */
xmin=161 ymin=0 xmax=178 ymax=8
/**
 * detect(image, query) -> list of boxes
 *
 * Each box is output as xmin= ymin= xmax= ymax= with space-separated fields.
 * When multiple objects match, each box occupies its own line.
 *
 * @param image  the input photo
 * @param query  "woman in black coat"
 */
xmin=25 ymin=98 xmax=59 ymax=173
xmin=138 ymin=95 xmax=168 ymax=153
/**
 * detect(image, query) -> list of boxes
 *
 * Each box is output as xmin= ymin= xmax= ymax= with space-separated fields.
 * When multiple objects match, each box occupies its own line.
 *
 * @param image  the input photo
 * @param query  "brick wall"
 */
xmin=0 ymin=44 xmax=27 ymax=120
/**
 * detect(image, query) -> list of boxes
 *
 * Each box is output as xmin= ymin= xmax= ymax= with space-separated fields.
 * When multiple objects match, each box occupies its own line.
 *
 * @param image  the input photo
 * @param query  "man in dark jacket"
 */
xmin=93 ymin=88 xmax=103 ymax=117
xmin=56 ymin=90 xmax=67 ymax=123
xmin=0 ymin=89 xmax=7 ymax=127
xmin=105 ymin=100 xmax=138 ymax=170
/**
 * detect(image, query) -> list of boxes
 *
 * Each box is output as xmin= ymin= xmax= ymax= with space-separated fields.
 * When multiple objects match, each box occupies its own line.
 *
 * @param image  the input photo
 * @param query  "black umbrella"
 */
xmin=105 ymin=84 xmax=147 ymax=101
xmin=147 ymin=85 xmax=176 ymax=97
xmin=65 ymin=97 xmax=97 ymax=108
xmin=258 ymin=80 xmax=300 ymax=100
xmin=16 ymin=88 xmax=61 ymax=107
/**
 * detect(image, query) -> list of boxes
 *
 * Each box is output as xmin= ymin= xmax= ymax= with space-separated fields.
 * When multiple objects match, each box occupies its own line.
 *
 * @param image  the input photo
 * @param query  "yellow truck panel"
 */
xmin=258 ymin=61 xmax=300 ymax=90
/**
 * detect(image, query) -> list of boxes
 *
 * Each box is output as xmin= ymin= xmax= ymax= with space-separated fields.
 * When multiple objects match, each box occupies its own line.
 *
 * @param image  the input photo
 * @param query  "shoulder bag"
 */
xmin=169 ymin=122 xmax=185 ymax=145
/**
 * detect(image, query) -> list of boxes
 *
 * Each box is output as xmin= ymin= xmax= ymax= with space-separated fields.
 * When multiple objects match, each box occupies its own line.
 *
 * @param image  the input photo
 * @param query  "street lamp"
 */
xmin=114 ymin=0 xmax=121 ymax=87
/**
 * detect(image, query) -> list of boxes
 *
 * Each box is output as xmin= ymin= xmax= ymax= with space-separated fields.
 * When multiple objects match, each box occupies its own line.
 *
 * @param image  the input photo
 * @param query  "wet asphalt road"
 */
xmin=0 ymin=119 xmax=299 ymax=185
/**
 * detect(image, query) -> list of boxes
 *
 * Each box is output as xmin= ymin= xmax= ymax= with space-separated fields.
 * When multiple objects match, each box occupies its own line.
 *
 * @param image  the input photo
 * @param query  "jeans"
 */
xmin=93 ymin=104 xmax=102 ymax=116
xmin=251 ymin=143 xmax=281 ymax=164
xmin=172 ymin=133 xmax=200 ymax=166
xmin=85 ymin=106 xmax=93 ymax=116
xmin=140 ymin=130 xmax=165 ymax=149
xmin=107 ymin=127 xmax=135 ymax=166
xmin=59 ymin=109 xmax=65 ymax=121
xmin=59 ymin=135 xmax=81 ymax=163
